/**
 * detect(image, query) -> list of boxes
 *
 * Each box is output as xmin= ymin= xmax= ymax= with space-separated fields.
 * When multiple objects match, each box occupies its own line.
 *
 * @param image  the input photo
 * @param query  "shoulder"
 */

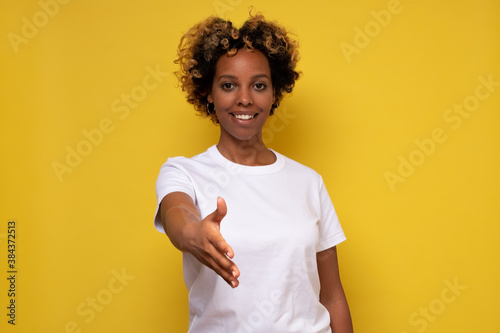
xmin=276 ymin=151 xmax=322 ymax=180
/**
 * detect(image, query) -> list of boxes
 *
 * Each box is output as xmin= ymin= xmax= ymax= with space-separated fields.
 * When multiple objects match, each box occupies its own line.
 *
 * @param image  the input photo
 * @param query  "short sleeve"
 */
xmin=317 ymin=177 xmax=346 ymax=252
xmin=153 ymin=159 xmax=196 ymax=233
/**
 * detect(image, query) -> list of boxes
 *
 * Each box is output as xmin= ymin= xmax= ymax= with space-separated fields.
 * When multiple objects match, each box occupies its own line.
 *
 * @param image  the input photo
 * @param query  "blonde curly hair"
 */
xmin=174 ymin=12 xmax=300 ymax=123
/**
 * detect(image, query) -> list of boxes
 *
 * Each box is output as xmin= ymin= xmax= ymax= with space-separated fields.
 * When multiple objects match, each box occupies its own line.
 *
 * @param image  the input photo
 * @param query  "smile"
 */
xmin=231 ymin=113 xmax=257 ymax=120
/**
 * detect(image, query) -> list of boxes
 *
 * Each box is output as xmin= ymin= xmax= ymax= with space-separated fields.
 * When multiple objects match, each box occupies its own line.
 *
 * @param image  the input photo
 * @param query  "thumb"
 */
xmin=212 ymin=197 xmax=227 ymax=224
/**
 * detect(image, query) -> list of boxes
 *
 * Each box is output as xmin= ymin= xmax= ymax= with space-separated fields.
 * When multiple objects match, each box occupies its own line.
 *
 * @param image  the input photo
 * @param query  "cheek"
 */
xmin=257 ymin=93 xmax=274 ymax=108
xmin=213 ymin=93 xmax=234 ymax=109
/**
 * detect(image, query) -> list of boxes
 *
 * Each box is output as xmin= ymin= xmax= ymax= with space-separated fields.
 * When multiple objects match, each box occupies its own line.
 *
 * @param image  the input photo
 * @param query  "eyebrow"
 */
xmin=216 ymin=74 xmax=270 ymax=81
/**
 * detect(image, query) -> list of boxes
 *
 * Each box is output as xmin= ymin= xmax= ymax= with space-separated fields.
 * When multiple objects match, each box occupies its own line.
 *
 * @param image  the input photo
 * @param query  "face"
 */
xmin=207 ymin=49 xmax=274 ymax=144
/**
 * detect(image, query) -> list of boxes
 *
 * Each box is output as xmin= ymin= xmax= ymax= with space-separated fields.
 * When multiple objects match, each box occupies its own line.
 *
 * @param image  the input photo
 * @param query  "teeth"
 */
xmin=234 ymin=114 xmax=255 ymax=120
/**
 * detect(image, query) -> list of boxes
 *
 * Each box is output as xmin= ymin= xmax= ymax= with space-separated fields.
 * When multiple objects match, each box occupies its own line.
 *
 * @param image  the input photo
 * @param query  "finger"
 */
xmin=211 ymin=238 xmax=239 ymax=276
xmin=221 ymin=240 xmax=235 ymax=259
xmin=211 ymin=234 xmax=235 ymax=261
xmin=212 ymin=197 xmax=227 ymax=224
xmin=207 ymin=232 xmax=240 ymax=282
xmin=199 ymin=249 xmax=240 ymax=287
xmin=214 ymin=254 xmax=240 ymax=285
xmin=215 ymin=263 xmax=239 ymax=288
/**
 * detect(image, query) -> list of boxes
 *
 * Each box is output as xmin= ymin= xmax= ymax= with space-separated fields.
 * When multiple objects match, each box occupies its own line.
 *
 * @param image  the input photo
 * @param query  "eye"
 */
xmin=221 ymin=82 xmax=235 ymax=90
xmin=254 ymin=83 xmax=267 ymax=90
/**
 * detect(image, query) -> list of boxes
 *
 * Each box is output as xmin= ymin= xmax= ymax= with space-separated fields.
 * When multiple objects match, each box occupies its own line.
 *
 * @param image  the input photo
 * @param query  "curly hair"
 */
xmin=174 ymin=12 xmax=300 ymax=123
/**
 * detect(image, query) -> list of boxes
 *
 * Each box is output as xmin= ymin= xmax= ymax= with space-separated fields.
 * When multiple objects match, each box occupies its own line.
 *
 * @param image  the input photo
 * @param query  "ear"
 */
xmin=207 ymin=92 xmax=213 ymax=104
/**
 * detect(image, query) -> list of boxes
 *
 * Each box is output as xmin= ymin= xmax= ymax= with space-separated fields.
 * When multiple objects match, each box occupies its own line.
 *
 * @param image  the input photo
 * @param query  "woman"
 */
xmin=154 ymin=12 xmax=353 ymax=333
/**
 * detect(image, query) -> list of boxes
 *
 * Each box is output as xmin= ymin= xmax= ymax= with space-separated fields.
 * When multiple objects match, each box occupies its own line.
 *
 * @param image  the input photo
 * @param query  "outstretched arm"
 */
xmin=159 ymin=192 xmax=240 ymax=288
xmin=317 ymin=246 xmax=353 ymax=333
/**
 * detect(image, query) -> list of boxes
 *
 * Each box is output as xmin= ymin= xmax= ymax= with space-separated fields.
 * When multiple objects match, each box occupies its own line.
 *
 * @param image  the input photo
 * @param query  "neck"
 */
xmin=217 ymin=136 xmax=274 ymax=166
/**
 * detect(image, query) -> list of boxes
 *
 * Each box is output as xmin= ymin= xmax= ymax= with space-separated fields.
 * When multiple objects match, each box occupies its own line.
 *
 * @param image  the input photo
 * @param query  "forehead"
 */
xmin=214 ymin=49 xmax=271 ymax=78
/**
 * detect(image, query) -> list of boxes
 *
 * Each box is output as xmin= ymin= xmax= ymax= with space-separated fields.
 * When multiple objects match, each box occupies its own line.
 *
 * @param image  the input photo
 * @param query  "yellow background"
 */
xmin=1 ymin=0 xmax=499 ymax=332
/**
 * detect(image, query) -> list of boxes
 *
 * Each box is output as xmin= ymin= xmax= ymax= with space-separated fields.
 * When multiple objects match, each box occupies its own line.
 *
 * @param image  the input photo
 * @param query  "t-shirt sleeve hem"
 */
xmin=154 ymin=187 xmax=196 ymax=234
xmin=317 ymin=232 xmax=347 ymax=252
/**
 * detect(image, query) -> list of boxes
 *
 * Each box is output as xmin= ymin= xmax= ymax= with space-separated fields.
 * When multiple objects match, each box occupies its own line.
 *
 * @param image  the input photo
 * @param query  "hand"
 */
xmin=183 ymin=197 xmax=240 ymax=288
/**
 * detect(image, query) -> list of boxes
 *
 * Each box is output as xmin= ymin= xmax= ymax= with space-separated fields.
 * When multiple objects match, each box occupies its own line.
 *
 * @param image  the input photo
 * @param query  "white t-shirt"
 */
xmin=154 ymin=145 xmax=346 ymax=333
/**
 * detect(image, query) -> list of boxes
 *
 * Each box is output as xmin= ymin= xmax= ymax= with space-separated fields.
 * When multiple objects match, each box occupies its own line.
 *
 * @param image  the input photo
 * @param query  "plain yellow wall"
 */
xmin=1 ymin=0 xmax=499 ymax=332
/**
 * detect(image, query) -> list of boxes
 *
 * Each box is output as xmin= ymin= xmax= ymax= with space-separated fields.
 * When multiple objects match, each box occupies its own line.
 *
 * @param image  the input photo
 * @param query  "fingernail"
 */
xmin=231 ymin=280 xmax=236 ymax=288
xmin=232 ymin=270 xmax=237 ymax=278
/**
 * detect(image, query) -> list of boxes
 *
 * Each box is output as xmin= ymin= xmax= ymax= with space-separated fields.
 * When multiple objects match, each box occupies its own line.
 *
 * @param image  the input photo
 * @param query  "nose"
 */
xmin=236 ymin=87 xmax=253 ymax=106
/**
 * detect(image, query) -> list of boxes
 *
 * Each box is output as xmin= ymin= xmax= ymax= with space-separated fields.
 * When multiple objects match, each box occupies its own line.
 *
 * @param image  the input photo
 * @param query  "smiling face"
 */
xmin=207 ymin=49 xmax=274 ymax=146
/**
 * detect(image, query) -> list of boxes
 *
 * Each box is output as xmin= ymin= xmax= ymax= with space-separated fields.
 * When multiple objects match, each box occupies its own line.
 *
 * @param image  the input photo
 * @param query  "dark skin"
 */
xmin=318 ymin=246 xmax=354 ymax=332
xmin=160 ymin=193 xmax=239 ymax=287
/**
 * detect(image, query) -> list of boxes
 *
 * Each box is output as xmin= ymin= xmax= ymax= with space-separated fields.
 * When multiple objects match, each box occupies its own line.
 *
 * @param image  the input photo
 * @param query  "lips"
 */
xmin=230 ymin=113 xmax=257 ymax=120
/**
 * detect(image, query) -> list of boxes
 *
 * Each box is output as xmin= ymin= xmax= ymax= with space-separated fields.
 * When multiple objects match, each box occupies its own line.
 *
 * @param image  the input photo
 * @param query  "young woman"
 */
xmin=154 ymin=13 xmax=353 ymax=333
